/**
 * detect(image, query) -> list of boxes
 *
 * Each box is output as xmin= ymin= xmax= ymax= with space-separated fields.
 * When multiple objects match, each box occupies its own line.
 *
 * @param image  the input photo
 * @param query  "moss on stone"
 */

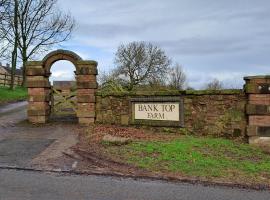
xmin=185 ymin=89 xmax=243 ymax=95
xmin=96 ymin=89 xmax=243 ymax=97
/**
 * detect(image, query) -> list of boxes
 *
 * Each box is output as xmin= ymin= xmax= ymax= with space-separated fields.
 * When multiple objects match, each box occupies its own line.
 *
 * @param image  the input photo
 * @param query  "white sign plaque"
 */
xmin=134 ymin=103 xmax=180 ymax=121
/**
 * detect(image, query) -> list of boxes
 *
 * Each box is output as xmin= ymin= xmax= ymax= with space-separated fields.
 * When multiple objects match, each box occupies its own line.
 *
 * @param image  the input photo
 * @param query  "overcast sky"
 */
xmin=50 ymin=0 xmax=270 ymax=89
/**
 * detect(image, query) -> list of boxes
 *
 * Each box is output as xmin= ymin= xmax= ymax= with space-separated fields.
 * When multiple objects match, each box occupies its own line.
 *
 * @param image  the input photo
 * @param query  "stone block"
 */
xmin=77 ymin=95 xmax=95 ymax=103
xmin=26 ymin=67 xmax=46 ymax=76
xmin=76 ymin=75 xmax=96 ymax=82
xmin=249 ymin=116 xmax=270 ymax=126
xmin=28 ymin=108 xmax=50 ymax=116
xmin=28 ymin=102 xmax=50 ymax=110
xmin=26 ymin=76 xmax=50 ymax=88
xmin=77 ymin=103 xmax=95 ymax=112
xmin=77 ymin=110 xmax=95 ymax=118
xmin=76 ymin=65 xmax=98 ymax=75
xmin=246 ymin=104 xmax=270 ymax=115
xmin=246 ymin=126 xmax=257 ymax=136
xmin=245 ymin=83 xmax=270 ymax=94
xmin=29 ymin=95 xmax=51 ymax=102
xmin=121 ymin=115 xmax=129 ymax=125
xmin=28 ymin=115 xmax=49 ymax=124
xmin=28 ymin=88 xmax=51 ymax=96
xmin=77 ymin=89 xmax=96 ymax=95
xmin=249 ymin=94 xmax=270 ymax=105
xmin=78 ymin=117 xmax=95 ymax=125
xmin=95 ymin=113 xmax=103 ymax=122
xmin=249 ymin=136 xmax=270 ymax=147
xmin=77 ymin=81 xmax=98 ymax=89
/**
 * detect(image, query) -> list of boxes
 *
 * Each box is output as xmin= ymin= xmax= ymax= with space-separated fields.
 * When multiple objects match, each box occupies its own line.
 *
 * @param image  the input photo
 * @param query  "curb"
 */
xmin=0 ymin=165 xmax=269 ymax=191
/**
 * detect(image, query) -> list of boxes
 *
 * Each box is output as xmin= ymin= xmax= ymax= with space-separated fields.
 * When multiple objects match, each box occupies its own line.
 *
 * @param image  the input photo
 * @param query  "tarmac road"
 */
xmin=0 ymin=169 xmax=270 ymax=200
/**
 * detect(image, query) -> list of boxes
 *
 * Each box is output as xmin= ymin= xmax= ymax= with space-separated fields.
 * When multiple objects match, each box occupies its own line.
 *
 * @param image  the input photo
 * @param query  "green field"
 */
xmin=105 ymin=136 xmax=270 ymax=184
xmin=0 ymin=86 xmax=28 ymax=103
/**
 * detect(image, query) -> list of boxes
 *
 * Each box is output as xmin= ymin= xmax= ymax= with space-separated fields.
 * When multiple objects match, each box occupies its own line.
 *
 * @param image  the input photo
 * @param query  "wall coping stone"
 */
xmin=96 ymin=89 xmax=244 ymax=97
xmin=244 ymin=75 xmax=270 ymax=80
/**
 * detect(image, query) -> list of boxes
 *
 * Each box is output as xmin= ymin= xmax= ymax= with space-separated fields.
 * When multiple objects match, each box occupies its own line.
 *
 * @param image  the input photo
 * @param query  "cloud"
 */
xmin=56 ymin=0 xmax=270 ymax=88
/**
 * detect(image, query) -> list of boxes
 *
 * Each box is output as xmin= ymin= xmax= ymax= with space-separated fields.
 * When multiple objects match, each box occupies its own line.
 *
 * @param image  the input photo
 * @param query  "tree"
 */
xmin=205 ymin=78 xmax=223 ymax=90
xmin=0 ymin=0 xmax=75 ymax=86
xmin=0 ymin=0 xmax=18 ymax=90
xmin=114 ymin=41 xmax=171 ymax=90
xmin=168 ymin=63 xmax=187 ymax=90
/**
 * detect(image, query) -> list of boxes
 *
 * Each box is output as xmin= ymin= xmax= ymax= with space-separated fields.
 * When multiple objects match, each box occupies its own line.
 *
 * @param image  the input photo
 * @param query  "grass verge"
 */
xmin=105 ymin=136 xmax=270 ymax=184
xmin=0 ymin=86 xmax=28 ymax=103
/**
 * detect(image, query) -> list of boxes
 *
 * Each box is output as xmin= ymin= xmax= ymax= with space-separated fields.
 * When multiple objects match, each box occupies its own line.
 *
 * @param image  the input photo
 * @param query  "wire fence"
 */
xmin=0 ymin=73 xmax=23 ymax=86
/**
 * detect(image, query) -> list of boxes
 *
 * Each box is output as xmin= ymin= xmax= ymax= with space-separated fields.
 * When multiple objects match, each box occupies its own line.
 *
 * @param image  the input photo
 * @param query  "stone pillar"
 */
xmin=76 ymin=61 xmax=98 ymax=125
xmin=245 ymin=75 xmax=270 ymax=146
xmin=26 ymin=61 xmax=51 ymax=123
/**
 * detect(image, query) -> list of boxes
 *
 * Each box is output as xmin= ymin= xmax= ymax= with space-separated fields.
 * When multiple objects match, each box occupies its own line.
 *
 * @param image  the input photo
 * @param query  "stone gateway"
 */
xmin=26 ymin=49 xmax=98 ymax=125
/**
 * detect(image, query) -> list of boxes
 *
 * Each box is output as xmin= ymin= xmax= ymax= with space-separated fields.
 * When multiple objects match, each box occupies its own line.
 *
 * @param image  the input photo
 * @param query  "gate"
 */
xmin=51 ymin=81 xmax=77 ymax=116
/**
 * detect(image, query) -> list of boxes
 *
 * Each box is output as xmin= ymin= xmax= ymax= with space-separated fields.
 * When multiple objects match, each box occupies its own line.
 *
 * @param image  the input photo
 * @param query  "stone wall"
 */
xmin=95 ymin=90 xmax=247 ymax=138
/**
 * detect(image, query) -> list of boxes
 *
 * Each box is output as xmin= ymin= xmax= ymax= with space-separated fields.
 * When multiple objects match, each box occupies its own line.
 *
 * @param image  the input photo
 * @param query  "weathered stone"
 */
xmin=244 ymin=76 xmax=270 ymax=84
xmin=26 ymin=61 xmax=43 ymax=66
xmin=121 ymin=115 xmax=129 ymax=125
xmin=77 ymin=103 xmax=95 ymax=112
xmin=28 ymin=115 xmax=49 ymax=124
xmin=245 ymin=83 xmax=270 ymax=94
xmin=77 ymin=60 xmax=98 ymax=66
xmin=246 ymin=126 xmax=258 ymax=136
xmin=249 ymin=116 xmax=270 ymax=126
xmin=28 ymin=109 xmax=50 ymax=116
xmin=249 ymin=94 xmax=270 ymax=105
xmin=76 ymin=75 xmax=96 ymax=82
xmin=76 ymin=111 xmax=95 ymax=118
xmin=77 ymin=67 xmax=98 ymax=75
xmin=77 ymin=81 xmax=98 ymax=89
xmin=26 ymin=67 xmax=46 ymax=76
xmin=102 ymin=134 xmax=131 ymax=145
xmin=28 ymin=88 xmax=51 ymax=96
xmin=78 ymin=117 xmax=95 ymax=125
xmin=77 ymin=95 xmax=95 ymax=103
xmin=29 ymin=95 xmax=51 ymax=102
xmin=248 ymin=126 xmax=270 ymax=137
xmin=249 ymin=136 xmax=270 ymax=147
xmin=246 ymin=104 xmax=270 ymax=115
xmin=26 ymin=76 xmax=50 ymax=88
xmin=77 ymin=89 xmax=96 ymax=95
xmin=28 ymin=102 xmax=50 ymax=111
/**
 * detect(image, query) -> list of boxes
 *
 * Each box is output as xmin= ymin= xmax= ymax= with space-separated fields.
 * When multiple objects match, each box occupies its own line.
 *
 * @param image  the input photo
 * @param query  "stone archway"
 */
xmin=26 ymin=49 xmax=98 ymax=125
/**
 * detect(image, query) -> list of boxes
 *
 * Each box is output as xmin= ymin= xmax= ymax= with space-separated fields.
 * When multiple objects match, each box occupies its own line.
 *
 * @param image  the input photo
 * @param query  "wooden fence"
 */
xmin=0 ymin=73 xmax=23 ymax=86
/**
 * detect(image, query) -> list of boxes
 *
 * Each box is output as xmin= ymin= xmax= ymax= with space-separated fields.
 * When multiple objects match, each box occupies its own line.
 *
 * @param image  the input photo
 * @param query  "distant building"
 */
xmin=0 ymin=62 xmax=22 ymax=75
xmin=0 ymin=62 xmax=23 ymax=86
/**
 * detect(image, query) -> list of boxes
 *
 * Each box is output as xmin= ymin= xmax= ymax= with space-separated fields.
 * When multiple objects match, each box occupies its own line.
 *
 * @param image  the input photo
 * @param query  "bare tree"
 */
xmin=205 ymin=78 xmax=223 ymax=90
xmin=114 ymin=41 xmax=171 ymax=90
xmin=168 ymin=63 xmax=187 ymax=90
xmin=1 ymin=0 xmax=75 ymax=86
xmin=0 ymin=0 xmax=18 ymax=90
xmin=97 ymin=70 xmax=117 ymax=86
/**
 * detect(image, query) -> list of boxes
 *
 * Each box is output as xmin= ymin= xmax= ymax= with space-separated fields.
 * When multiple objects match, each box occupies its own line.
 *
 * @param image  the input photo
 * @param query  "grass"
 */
xmin=105 ymin=136 xmax=270 ymax=182
xmin=0 ymin=86 xmax=28 ymax=103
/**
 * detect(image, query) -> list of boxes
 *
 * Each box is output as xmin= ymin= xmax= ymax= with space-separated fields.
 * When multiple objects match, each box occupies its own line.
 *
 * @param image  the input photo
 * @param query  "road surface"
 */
xmin=0 ymin=169 xmax=270 ymax=200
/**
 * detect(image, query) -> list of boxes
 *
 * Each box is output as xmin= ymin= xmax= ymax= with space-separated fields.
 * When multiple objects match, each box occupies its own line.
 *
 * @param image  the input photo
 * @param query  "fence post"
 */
xmin=4 ymin=73 xmax=6 ymax=86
